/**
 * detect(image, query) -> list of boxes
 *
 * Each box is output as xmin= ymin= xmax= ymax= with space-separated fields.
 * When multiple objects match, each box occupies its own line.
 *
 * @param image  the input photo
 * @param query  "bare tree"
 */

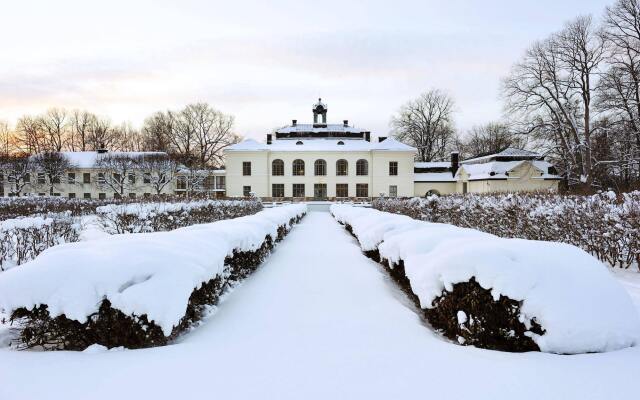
xmin=457 ymin=123 xmax=528 ymax=159
xmin=70 ymin=110 xmax=96 ymax=151
xmin=391 ymin=89 xmax=456 ymax=161
xmin=184 ymin=103 xmax=238 ymax=168
xmin=39 ymin=108 xmax=69 ymax=151
xmin=16 ymin=116 xmax=46 ymax=154
xmin=88 ymin=116 xmax=115 ymax=150
xmin=502 ymin=16 xmax=605 ymax=187
xmin=0 ymin=120 xmax=16 ymax=156
xmin=141 ymin=112 xmax=173 ymax=152
xmin=138 ymin=153 xmax=179 ymax=195
xmin=32 ymin=152 xmax=73 ymax=195
xmin=0 ymin=153 xmax=33 ymax=196
xmin=95 ymin=153 xmax=141 ymax=196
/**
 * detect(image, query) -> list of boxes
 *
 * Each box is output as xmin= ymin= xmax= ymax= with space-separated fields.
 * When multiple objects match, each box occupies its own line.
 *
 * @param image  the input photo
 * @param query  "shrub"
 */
xmin=424 ymin=278 xmax=543 ymax=352
xmin=0 ymin=215 xmax=80 ymax=271
xmin=1 ymin=206 xmax=306 ymax=350
xmin=373 ymin=191 xmax=640 ymax=270
xmin=96 ymin=199 xmax=263 ymax=234
xmin=332 ymin=204 xmax=640 ymax=354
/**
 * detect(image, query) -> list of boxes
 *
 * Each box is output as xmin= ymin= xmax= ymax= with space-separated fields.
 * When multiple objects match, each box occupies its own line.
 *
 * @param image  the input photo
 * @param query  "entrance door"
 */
xmin=314 ymin=183 xmax=327 ymax=200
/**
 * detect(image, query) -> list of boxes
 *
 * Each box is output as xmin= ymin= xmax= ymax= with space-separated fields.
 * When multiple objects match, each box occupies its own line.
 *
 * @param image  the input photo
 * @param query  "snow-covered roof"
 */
xmin=226 ymin=139 xmax=270 ymax=151
xmin=414 ymin=161 xmax=452 ymax=169
xmin=369 ymin=137 xmax=416 ymax=152
xmin=462 ymin=147 xmax=542 ymax=164
xmin=226 ymin=138 xmax=416 ymax=152
xmin=414 ymin=172 xmax=455 ymax=182
xmin=53 ymin=151 xmax=168 ymax=169
xmin=275 ymin=124 xmax=367 ymax=134
xmin=457 ymin=160 xmax=560 ymax=181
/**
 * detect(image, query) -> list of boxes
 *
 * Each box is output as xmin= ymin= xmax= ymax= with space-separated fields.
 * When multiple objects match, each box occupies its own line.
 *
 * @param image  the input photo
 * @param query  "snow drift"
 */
xmin=331 ymin=204 xmax=640 ymax=354
xmin=0 ymin=204 xmax=306 ymax=348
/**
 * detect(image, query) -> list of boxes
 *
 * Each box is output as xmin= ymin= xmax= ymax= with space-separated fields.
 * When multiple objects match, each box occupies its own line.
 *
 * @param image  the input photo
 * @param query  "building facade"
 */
xmin=0 ymin=150 xmax=226 ymax=199
xmin=224 ymin=99 xmax=417 ymax=199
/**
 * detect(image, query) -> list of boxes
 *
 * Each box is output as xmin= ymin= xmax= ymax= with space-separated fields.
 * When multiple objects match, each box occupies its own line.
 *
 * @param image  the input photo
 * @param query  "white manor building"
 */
xmin=224 ymin=99 xmax=561 ymax=199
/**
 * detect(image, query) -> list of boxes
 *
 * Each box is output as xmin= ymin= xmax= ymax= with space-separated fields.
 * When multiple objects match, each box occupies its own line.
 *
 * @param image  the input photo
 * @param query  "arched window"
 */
xmin=293 ymin=159 xmax=305 ymax=176
xmin=314 ymin=159 xmax=327 ymax=176
xmin=356 ymin=159 xmax=368 ymax=176
xmin=272 ymin=159 xmax=284 ymax=176
xmin=336 ymin=159 xmax=348 ymax=176
xmin=425 ymin=189 xmax=441 ymax=197
xmin=337 ymin=141 xmax=344 ymax=145
xmin=296 ymin=141 xmax=303 ymax=145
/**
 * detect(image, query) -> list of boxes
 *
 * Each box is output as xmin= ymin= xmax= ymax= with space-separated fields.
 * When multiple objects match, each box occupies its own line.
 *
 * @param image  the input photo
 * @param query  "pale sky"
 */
xmin=0 ymin=0 xmax=612 ymax=141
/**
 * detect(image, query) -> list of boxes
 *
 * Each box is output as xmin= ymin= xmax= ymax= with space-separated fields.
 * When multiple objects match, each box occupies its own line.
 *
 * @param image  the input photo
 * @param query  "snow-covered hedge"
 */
xmin=96 ymin=199 xmax=263 ymax=234
xmin=331 ymin=204 xmax=640 ymax=354
xmin=373 ymin=191 xmax=640 ymax=270
xmin=0 ymin=204 xmax=306 ymax=350
xmin=0 ymin=197 xmax=110 ymax=219
xmin=0 ymin=215 xmax=80 ymax=271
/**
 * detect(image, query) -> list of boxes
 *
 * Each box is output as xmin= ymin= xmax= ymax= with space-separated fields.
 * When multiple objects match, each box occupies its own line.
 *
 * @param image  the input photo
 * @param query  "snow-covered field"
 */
xmin=1 ymin=211 xmax=639 ymax=399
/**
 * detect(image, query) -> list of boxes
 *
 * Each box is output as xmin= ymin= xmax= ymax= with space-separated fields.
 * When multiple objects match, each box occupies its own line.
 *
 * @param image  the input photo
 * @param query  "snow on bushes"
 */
xmin=0 ymin=197 xmax=110 ymax=219
xmin=331 ymin=204 xmax=640 ymax=354
xmin=96 ymin=199 xmax=263 ymax=233
xmin=0 ymin=215 xmax=80 ymax=271
xmin=372 ymin=191 xmax=640 ymax=270
xmin=0 ymin=204 xmax=306 ymax=350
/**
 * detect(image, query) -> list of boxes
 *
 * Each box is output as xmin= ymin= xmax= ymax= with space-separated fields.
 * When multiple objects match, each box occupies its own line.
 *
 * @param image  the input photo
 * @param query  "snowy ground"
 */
xmin=1 ymin=211 xmax=639 ymax=399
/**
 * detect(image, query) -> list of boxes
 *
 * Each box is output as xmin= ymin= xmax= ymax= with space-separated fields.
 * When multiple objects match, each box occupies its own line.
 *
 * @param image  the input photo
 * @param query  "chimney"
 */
xmin=378 ymin=136 xmax=387 ymax=143
xmin=266 ymin=134 xmax=272 ymax=145
xmin=343 ymin=120 xmax=348 ymax=127
xmin=451 ymin=151 xmax=459 ymax=176
xmin=97 ymin=144 xmax=108 ymax=154
xmin=292 ymin=119 xmax=297 ymax=126
xmin=364 ymin=132 xmax=370 ymax=142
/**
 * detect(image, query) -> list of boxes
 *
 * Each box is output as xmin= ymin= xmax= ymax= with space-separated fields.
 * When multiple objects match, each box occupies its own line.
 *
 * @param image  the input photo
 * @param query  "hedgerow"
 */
xmin=373 ymin=191 xmax=640 ymax=270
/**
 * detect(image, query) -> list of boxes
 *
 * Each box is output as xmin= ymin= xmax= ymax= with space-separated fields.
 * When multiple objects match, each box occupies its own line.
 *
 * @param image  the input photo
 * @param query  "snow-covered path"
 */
xmin=1 ymin=211 xmax=639 ymax=400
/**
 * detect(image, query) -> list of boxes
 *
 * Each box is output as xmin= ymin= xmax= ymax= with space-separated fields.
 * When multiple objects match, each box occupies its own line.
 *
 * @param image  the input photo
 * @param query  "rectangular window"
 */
xmin=243 ymin=185 xmax=251 ymax=197
xmin=356 ymin=183 xmax=368 ymax=198
xmin=292 ymin=183 xmax=305 ymax=198
xmin=52 ymin=176 xmax=60 ymax=184
xmin=37 ymin=173 xmax=46 ymax=184
xmin=336 ymin=184 xmax=348 ymax=198
xmin=68 ymin=173 xmax=76 ymax=184
xmin=176 ymin=176 xmax=187 ymax=190
xmin=128 ymin=173 xmax=136 ymax=184
xmin=242 ymin=161 xmax=251 ymax=176
xmin=83 ymin=193 xmax=91 ymax=199
xmin=53 ymin=193 xmax=60 ymax=197
xmin=216 ymin=176 xmax=225 ymax=190
xmin=24 ymin=173 xmax=30 ymax=183
xmin=38 ymin=193 xmax=46 ymax=196
xmin=389 ymin=185 xmax=397 ymax=197
xmin=98 ymin=173 xmax=105 ymax=184
xmin=204 ymin=176 xmax=215 ymax=190
xmin=314 ymin=183 xmax=327 ymax=199
xmin=128 ymin=193 xmax=136 ymax=199
xmin=272 ymin=183 xmax=284 ymax=198
xmin=389 ymin=161 xmax=398 ymax=176
xmin=113 ymin=173 xmax=121 ymax=182
xmin=68 ymin=192 xmax=76 ymax=199
xmin=98 ymin=193 xmax=106 ymax=200
xmin=143 ymin=172 xmax=151 ymax=184
xmin=114 ymin=193 xmax=122 ymax=199
xmin=143 ymin=193 xmax=151 ymax=198
xmin=463 ymin=182 xmax=468 ymax=194
xmin=83 ymin=173 xmax=91 ymax=183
